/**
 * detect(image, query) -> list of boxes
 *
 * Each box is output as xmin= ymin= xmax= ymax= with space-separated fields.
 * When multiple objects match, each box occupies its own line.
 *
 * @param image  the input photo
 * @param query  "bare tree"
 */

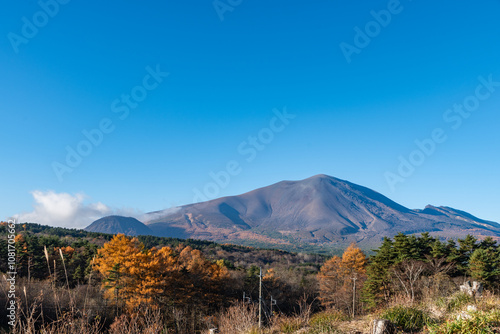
xmin=424 ymin=256 xmax=455 ymax=276
xmin=391 ymin=260 xmax=425 ymax=304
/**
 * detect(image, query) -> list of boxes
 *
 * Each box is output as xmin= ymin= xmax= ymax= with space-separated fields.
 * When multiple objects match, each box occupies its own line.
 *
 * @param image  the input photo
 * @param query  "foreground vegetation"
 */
xmin=1 ymin=222 xmax=500 ymax=333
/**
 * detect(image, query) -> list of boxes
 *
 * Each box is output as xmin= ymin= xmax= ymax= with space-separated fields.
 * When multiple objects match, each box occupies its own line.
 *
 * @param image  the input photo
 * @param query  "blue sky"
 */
xmin=1 ymin=0 xmax=499 ymax=228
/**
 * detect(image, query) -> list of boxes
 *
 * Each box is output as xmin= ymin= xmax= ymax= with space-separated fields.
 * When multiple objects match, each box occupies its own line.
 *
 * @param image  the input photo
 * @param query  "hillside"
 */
xmin=85 ymin=215 xmax=154 ymax=236
xmin=87 ymin=175 xmax=500 ymax=249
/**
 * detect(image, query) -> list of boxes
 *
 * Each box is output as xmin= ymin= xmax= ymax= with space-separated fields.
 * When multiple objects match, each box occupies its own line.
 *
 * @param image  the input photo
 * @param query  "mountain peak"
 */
xmin=308 ymin=173 xmax=335 ymax=180
xmin=86 ymin=175 xmax=500 ymax=249
xmin=85 ymin=215 xmax=153 ymax=236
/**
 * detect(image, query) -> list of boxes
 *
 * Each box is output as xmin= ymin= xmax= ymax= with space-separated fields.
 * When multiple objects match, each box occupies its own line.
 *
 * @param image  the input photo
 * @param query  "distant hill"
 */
xmin=86 ymin=175 xmax=500 ymax=249
xmin=85 ymin=215 xmax=154 ymax=236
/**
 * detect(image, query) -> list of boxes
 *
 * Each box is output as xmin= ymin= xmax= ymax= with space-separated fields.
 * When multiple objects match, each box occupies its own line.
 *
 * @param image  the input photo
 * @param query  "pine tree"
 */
xmin=430 ymin=239 xmax=447 ymax=258
xmin=416 ymin=232 xmax=434 ymax=259
xmin=469 ymin=248 xmax=500 ymax=287
xmin=393 ymin=233 xmax=422 ymax=261
xmin=457 ymin=235 xmax=478 ymax=273
xmin=362 ymin=237 xmax=396 ymax=309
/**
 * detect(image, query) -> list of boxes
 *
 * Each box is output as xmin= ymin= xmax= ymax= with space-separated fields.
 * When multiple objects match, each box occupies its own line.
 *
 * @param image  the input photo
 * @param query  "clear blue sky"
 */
xmin=2 ymin=0 xmax=500 ymax=228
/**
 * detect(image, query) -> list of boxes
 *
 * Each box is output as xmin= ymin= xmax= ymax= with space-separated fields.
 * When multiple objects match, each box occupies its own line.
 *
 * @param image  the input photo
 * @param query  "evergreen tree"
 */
xmin=479 ymin=237 xmax=498 ymax=252
xmin=430 ymin=239 xmax=447 ymax=258
xmin=469 ymin=248 xmax=500 ymax=287
xmin=416 ymin=232 xmax=434 ymax=259
xmin=457 ymin=235 xmax=478 ymax=273
xmin=445 ymin=239 xmax=461 ymax=275
xmin=362 ymin=237 xmax=396 ymax=309
xmin=393 ymin=233 xmax=420 ymax=261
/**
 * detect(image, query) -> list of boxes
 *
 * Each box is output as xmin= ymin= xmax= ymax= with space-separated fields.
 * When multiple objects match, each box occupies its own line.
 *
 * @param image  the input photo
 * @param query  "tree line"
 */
xmin=318 ymin=232 xmax=500 ymax=316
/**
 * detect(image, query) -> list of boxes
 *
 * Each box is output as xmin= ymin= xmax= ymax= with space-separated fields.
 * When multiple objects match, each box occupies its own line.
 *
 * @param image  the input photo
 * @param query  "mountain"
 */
xmin=86 ymin=175 xmax=500 ymax=248
xmin=85 ymin=215 xmax=154 ymax=236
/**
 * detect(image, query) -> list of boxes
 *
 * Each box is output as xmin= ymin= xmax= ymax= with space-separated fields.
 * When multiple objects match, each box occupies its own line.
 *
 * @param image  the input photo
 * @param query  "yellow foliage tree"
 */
xmin=341 ymin=243 xmax=367 ymax=276
xmin=94 ymin=234 xmax=230 ymax=310
xmin=93 ymin=234 xmax=149 ymax=308
xmin=318 ymin=243 xmax=367 ymax=314
xmin=176 ymin=246 xmax=230 ymax=306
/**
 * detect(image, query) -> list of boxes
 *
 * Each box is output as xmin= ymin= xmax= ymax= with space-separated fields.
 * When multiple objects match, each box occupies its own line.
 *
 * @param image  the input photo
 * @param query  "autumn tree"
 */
xmin=94 ymin=235 xmax=230 ymax=311
xmin=318 ymin=243 xmax=367 ymax=315
xmin=93 ymin=234 xmax=148 ymax=309
xmin=157 ymin=245 xmax=229 ymax=307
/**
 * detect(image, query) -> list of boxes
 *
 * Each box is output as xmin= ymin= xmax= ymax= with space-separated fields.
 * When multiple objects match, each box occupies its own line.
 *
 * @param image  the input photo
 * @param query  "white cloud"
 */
xmin=12 ymin=191 xmax=141 ymax=229
xmin=140 ymin=207 xmax=181 ymax=223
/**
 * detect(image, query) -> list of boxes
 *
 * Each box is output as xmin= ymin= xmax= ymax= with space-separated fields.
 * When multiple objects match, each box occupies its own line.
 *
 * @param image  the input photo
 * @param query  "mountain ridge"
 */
xmin=85 ymin=175 xmax=500 ymax=248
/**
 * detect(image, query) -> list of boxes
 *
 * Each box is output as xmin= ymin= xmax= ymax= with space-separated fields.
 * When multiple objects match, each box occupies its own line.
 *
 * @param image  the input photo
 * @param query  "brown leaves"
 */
xmin=319 ymin=243 xmax=367 ymax=285
xmin=341 ymin=243 xmax=368 ymax=276
xmin=94 ymin=234 xmax=229 ymax=310
xmin=318 ymin=243 xmax=367 ymax=310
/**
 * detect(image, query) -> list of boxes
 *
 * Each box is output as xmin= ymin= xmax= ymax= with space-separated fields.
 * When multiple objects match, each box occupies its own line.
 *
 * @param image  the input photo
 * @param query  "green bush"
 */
xmin=446 ymin=292 xmax=473 ymax=312
xmin=279 ymin=318 xmax=302 ymax=333
xmin=428 ymin=309 xmax=500 ymax=334
xmin=382 ymin=306 xmax=434 ymax=332
xmin=306 ymin=310 xmax=345 ymax=334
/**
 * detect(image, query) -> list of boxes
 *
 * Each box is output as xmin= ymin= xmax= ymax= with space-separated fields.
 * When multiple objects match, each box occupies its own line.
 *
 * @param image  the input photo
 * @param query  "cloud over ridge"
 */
xmin=12 ymin=190 xmax=140 ymax=229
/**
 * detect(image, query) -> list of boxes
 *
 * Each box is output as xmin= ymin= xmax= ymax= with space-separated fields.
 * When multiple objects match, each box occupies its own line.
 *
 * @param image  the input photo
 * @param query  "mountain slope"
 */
xmin=86 ymin=175 xmax=500 ymax=248
xmin=85 ymin=215 xmax=154 ymax=236
xmin=142 ymin=175 xmax=500 ymax=246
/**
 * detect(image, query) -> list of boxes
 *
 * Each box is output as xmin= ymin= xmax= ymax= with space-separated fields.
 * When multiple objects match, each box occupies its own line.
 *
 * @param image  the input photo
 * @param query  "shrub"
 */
xmin=382 ymin=306 xmax=434 ymax=333
xmin=108 ymin=309 xmax=166 ymax=334
xmin=477 ymin=292 xmax=500 ymax=312
xmin=306 ymin=310 xmax=346 ymax=334
xmin=279 ymin=317 xmax=302 ymax=333
xmin=217 ymin=302 xmax=257 ymax=334
xmin=428 ymin=309 xmax=500 ymax=334
xmin=309 ymin=310 xmax=346 ymax=326
xmin=446 ymin=292 xmax=473 ymax=313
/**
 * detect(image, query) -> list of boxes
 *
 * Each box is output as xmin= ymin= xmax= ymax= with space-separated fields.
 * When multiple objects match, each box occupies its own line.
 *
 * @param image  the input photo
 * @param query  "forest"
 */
xmin=1 ymin=222 xmax=500 ymax=333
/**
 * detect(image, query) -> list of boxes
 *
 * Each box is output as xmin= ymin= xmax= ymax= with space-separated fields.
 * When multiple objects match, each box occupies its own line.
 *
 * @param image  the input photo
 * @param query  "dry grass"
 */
xmin=7 ymin=299 xmax=103 ymax=334
xmin=3 ymin=273 xmax=499 ymax=334
xmin=217 ymin=301 xmax=258 ymax=334
xmin=334 ymin=316 xmax=372 ymax=334
xmin=0 ymin=276 xmax=108 ymax=334
xmin=108 ymin=308 xmax=167 ymax=334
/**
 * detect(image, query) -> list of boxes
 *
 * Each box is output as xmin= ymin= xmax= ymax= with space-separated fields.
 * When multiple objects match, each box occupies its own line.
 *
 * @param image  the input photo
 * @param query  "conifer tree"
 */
xmin=469 ymin=248 xmax=500 ymax=287
xmin=362 ymin=237 xmax=396 ymax=309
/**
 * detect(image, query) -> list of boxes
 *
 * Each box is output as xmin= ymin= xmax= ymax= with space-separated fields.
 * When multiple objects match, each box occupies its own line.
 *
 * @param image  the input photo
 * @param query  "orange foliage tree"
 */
xmin=93 ymin=234 xmax=146 ymax=308
xmin=93 ymin=234 xmax=229 ymax=310
xmin=318 ymin=243 xmax=367 ymax=315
